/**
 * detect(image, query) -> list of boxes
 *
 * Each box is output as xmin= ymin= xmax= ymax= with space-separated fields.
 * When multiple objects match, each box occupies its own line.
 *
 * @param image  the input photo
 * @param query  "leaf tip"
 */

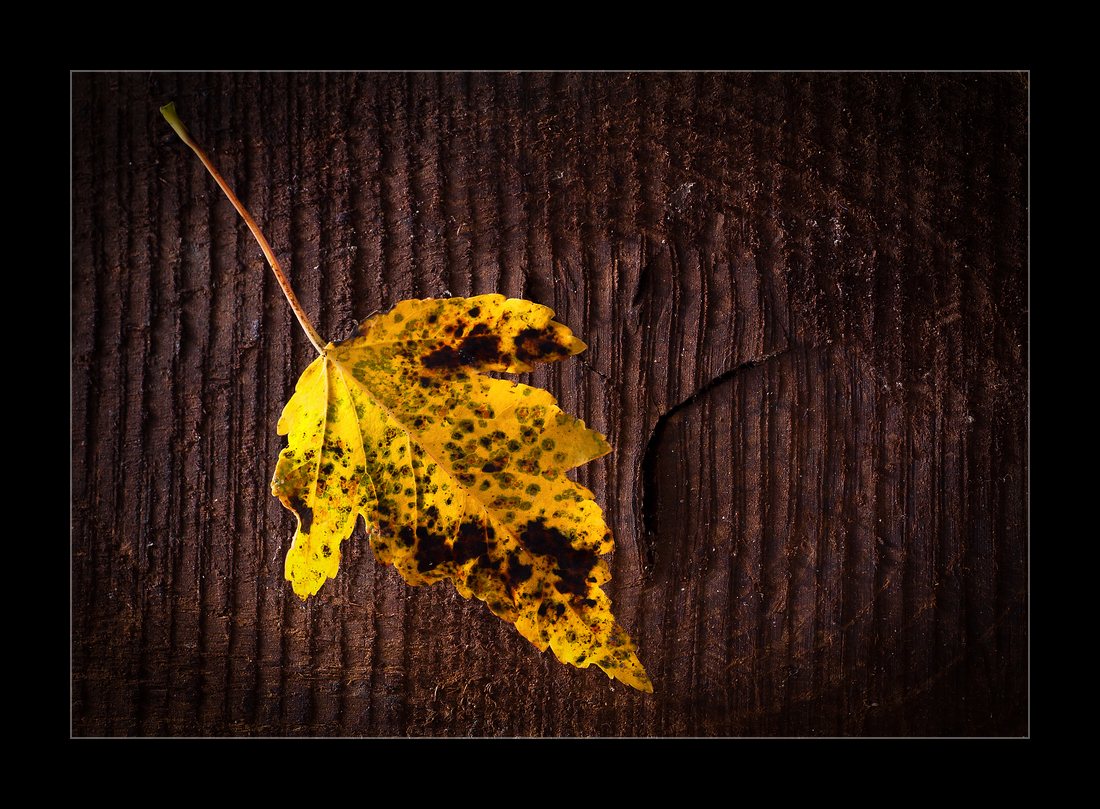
xmin=604 ymin=650 xmax=653 ymax=693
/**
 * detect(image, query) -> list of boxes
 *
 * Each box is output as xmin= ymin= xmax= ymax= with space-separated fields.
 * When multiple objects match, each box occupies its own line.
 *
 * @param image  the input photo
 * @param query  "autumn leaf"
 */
xmin=271 ymin=295 xmax=651 ymax=691
xmin=160 ymin=103 xmax=652 ymax=693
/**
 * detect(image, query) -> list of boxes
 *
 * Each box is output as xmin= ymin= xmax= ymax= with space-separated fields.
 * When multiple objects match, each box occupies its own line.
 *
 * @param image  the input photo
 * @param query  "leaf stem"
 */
xmin=160 ymin=102 xmax=327 ymax=355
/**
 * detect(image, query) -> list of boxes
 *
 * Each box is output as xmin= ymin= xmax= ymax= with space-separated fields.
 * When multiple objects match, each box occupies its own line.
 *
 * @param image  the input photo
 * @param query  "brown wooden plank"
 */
xmin=71 ymin=71 xmax=1027 ymax=736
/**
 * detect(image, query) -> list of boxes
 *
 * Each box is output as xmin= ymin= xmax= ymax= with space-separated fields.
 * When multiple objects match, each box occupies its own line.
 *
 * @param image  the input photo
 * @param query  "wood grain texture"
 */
xmin=71 ymin=72 xmax=1027 ymax=736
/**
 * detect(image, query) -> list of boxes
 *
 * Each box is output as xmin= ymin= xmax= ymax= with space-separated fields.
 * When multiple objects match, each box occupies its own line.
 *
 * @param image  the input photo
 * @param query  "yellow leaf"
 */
xmin=271 ymin=294 xmax=652 ymax=692
xmin=157 ymin=104 xmax=650 ymax=693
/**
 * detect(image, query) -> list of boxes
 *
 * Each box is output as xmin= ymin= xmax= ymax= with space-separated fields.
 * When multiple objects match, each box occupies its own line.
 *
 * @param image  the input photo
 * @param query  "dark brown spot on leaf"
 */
xmin=458 ymin=334 xmax=502 ymax=365
xmin=422 ymin=333 xmax=503 ymax=369
xmin=514 ymin=327 xmax=568 ymax=364
xmin=289 ymin=494 xmax=314 ymax=534
xmin=453 ymin=521 xmax=490 ymax=565
xmin=506 ymin=552 xmax=533 ymax=592
xmin=415 ymin=528 xmax=451 ymax=573
xmin=519 ymin=518 xmax=598 ymax=596
xmin=422 ymin=345 xmax=461 ymax=369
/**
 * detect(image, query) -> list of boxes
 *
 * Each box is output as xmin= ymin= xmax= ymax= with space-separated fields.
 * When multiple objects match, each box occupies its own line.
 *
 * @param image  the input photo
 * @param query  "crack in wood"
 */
xmin=640 ymin=342 xmax=791 ymax=572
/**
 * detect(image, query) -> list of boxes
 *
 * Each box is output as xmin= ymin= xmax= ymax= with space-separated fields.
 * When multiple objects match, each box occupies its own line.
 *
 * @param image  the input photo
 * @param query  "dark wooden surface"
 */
xmin=71 ymin=72 xmax=1027 ymax=736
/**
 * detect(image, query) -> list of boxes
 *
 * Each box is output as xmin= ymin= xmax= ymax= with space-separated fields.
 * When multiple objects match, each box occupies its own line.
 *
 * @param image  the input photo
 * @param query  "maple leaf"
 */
xmin=160 ymin=104 xmax=652 ymax=693
xmin=272 ymin=295 xmax=651 ymax=691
